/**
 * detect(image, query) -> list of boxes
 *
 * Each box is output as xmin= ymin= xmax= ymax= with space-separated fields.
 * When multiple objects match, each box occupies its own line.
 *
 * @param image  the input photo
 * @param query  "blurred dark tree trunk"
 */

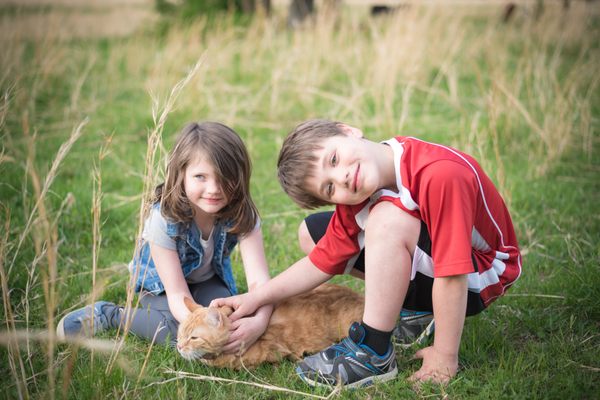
xmin=288 ymin=0 xmax=314 ymax=27
xmin=241 ymin=0 xmax=271 ymax=14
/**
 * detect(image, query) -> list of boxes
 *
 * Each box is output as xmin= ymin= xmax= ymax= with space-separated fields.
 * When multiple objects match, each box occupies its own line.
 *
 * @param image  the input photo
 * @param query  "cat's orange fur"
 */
xmin=177 ymin=283 xmax=364 ymax=369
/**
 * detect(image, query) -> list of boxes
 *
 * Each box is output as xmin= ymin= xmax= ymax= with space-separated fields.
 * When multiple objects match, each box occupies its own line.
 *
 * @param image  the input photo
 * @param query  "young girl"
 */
xmin=57 ymin=122 xmax=272 ymax=353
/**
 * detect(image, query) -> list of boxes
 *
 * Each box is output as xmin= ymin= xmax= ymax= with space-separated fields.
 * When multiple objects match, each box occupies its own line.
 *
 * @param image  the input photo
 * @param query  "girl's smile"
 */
xmin=202 ymin=196 xmax=225 ymax=205
xmin=184 ymin=156 xmax=228 ymax=215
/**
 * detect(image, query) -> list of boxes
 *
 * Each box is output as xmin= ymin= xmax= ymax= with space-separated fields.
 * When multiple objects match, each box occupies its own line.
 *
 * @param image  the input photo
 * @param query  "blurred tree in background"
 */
xmin=156 ymin=0 xmax=271 ymax=18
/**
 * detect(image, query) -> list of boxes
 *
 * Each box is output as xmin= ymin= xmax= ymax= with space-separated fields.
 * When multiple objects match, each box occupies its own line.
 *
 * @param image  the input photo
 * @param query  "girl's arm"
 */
xmin=149 ymin=243 xmax=193 ymax=323
xmin=238 ymin=224 xmax=271 ymax=291
xmin=220 ymin=224 xmax=273 ymax=354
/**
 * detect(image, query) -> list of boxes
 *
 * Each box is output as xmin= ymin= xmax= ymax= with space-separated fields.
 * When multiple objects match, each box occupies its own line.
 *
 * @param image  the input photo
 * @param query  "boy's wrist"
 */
xmin=432 ymin=341 xmax=460 ymax=360
xmin=248 ymin=288 xmax=268 ymax=310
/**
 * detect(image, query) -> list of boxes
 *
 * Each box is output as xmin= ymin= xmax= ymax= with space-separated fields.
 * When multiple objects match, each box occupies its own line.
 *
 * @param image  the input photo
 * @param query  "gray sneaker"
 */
xmin=296 ymin=322 xmax=398 ymax=389
xmin=56 ymin=301 xmax=120 ymax=339
xmin=393 ymin=310 xmax=434 ymax=348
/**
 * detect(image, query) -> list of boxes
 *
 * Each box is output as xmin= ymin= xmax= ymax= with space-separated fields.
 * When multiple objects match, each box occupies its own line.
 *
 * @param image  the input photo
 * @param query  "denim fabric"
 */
xmin=128 ymin=204 xmax=239 ymax=295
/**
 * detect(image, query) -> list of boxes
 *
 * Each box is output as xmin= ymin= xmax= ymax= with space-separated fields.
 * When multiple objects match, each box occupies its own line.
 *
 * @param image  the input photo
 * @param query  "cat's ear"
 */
xmin=183 ymin=296 xmax=200 ymax=313
xmin=205 ymin=308 xmax=223 ymax=327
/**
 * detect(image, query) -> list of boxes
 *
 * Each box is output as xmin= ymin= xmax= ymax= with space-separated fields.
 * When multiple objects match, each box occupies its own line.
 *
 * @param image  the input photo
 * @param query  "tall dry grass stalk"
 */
xmin=19 ymin=112 xmax=90 ymax=399
xmin=0 ymin=206 xmax=30 ymax=399
xmin=9 ymin=119 xmax=88 ymax=276
xmin=0 ymin=28 xmax=87 ymax=394
xmin=146 ymin=368 xmax=342 ymax=400
xmin=107 ymin=55 xmax=207 ymax=372
xmin=87 ymin=136 xmax=113 ymax=370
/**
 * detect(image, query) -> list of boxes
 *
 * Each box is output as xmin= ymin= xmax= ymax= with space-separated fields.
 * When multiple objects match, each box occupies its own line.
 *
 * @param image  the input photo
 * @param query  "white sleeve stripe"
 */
xmin=382 ymin=139 xmax=419 ymax=211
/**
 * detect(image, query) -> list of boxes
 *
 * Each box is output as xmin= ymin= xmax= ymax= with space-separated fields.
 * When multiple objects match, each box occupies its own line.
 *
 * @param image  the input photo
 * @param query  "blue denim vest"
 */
xmin=129 ymin=204 xmax=239 ymax=295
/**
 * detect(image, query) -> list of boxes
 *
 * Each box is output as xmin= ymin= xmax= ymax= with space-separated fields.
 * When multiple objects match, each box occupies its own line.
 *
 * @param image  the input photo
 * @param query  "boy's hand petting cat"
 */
xmin=409 ymin=345 xmax=458 ymax=385
xmin=211 ymin=292 xmax=261 ymax=322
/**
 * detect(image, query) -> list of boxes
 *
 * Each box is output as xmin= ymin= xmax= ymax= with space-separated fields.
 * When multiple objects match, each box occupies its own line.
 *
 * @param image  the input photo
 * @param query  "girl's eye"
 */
xmin=326 ymin=183 xmax=334 ymax=197
xmin=331 ymin=153 xmax=337 ymax=166
xmin=195 ymin=174 xmax=206 ymax=181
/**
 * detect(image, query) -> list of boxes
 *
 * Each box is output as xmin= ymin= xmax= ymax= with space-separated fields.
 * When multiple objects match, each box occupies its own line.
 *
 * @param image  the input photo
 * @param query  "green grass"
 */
xmin=1 ymin=2 xmax=599 ymax=399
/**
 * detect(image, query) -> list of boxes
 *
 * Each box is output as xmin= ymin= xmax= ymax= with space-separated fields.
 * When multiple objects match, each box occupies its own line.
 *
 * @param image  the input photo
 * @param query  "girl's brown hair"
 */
xmin=155 ymin=122 xmax=258 ymax=235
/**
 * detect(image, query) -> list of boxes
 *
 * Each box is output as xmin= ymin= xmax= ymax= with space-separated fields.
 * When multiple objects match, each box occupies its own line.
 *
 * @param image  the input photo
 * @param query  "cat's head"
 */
xmin=176 ymin=297 xmax=234 ymax=361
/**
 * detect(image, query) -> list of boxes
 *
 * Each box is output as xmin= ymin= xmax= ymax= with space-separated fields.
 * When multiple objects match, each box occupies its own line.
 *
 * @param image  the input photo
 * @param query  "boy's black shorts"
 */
xmin=305 ymin=211 xmax=485 ymax=316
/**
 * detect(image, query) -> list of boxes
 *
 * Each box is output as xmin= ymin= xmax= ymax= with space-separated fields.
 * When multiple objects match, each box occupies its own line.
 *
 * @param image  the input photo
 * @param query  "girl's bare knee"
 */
xmin=298 ymin=220 xmax=315 ymax=255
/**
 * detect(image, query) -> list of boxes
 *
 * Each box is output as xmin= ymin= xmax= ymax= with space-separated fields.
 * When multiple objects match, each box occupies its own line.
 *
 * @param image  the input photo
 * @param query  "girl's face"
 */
xmin=183 ymin=155 xmax=228 ymax=216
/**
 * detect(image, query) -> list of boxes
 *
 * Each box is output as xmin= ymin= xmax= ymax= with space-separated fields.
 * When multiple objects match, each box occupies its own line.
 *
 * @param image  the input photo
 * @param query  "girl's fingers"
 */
xmin=229 ymin=319 xmax=241 ymax=330
xmin=229 ymin=309 xmax=243 ymax=321
xmin=221 ymin=341 xmax=238 ymax=354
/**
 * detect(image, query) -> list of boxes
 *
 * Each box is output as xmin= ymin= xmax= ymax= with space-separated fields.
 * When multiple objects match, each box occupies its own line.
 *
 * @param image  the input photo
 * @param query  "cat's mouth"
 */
xmin=200 ymin=353 xmax=218 ymax=360
xmin=178 ymin=349 xmax=219 ymax=361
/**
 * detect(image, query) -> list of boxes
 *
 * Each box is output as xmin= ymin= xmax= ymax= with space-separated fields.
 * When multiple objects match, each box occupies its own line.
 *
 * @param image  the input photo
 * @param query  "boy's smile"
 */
xmin=305 ymin=125 xmax=396 ymax=205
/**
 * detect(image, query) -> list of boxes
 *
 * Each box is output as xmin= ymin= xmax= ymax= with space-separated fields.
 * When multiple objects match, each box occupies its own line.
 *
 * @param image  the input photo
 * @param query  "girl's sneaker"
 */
xmin=296 ymin=322 xmax=398 ymax=389
xmin=393 ymin=310 xmax=435 ymax=348
xmin=56 ymin=301 xmax=120 ymax=339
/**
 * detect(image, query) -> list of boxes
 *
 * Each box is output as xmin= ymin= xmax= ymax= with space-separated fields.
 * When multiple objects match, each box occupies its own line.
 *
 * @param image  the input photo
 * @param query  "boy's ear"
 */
xmin=338 ymin=124 xmax=363 ymax=139
xmin=183 ymin=296 xmax=201 ymax=313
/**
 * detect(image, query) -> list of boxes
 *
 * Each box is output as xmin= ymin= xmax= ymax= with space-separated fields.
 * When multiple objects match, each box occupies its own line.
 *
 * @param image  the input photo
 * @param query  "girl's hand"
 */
xmin=409 ymin=346 xmax=459 ymax=385
xmin=221 ymin=307 xmax=270 ymax=355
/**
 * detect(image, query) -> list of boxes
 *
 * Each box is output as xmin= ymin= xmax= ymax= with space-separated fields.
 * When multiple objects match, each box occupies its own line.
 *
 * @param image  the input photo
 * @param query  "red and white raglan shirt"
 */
xmin=308 ymin=136 xmax=522 ymax=307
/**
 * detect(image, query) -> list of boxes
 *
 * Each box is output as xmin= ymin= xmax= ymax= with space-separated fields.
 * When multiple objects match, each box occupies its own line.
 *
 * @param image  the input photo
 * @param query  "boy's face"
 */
xmin=305 ymin=125 xmax=390 ymax=205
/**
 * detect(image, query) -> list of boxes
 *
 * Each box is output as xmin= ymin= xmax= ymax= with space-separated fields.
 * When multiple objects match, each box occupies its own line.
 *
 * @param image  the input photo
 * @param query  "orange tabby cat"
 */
xmin=177 ymin=283 xmax=364 ymax=369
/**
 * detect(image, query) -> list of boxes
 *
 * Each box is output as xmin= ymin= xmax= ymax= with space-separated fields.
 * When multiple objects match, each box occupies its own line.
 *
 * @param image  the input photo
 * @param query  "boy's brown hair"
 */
xmin=155 ymin=121 xmax=258 ymax=235
xmin=277 ymin=119 xmax=345 ymax=209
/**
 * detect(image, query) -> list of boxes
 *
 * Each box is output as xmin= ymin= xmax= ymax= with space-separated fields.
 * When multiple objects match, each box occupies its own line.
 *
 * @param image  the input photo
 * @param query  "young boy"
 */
xmin=212 ymin=119 xmax=521 ymax=388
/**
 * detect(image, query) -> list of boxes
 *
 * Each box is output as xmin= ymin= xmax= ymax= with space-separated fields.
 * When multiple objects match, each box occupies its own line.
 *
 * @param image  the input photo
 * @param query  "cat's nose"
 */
xmin=176 ymin=343 xmax=182 ymax=351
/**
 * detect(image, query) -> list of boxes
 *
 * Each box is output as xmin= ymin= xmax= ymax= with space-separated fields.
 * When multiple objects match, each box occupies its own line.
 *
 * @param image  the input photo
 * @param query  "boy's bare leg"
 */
xmin=362 ymin=202 xmax=420 ymax=332
xmin=295 ymin=203 xmax=420 ymax=388
xmin=298 ymin=220 xmax=316 ymax=254
xmin=298 ymin=219 xmax=366 ymax=279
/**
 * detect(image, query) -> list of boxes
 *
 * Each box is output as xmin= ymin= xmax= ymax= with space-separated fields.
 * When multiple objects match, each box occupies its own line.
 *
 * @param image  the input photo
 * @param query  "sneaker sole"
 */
xmin=394 ymin=319 xmax=435 ymax=349
xmin=296 ymin=365 xmax=398 ymax=389
xmin=56 ymin=315 xmax=67 ymax=340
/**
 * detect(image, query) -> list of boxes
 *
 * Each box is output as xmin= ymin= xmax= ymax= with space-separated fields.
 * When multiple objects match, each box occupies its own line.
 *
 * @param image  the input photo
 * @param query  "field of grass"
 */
xmin=1 ymin=1 xmax=599 ymax=399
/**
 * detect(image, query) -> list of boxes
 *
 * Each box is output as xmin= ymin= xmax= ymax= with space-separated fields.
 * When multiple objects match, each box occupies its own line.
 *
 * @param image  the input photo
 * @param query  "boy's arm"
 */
xmin=411 ymin=274 xmax=468 ymax=384
xmin=211 ymin=255 xmax=332 ymax=321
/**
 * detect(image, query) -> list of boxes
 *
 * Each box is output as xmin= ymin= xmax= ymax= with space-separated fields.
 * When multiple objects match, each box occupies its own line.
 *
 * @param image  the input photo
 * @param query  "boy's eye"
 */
xmin=326 ymin=183 xmax=334 ymax=197
xmin=331 ymin=153 xmax=337 ymax=166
